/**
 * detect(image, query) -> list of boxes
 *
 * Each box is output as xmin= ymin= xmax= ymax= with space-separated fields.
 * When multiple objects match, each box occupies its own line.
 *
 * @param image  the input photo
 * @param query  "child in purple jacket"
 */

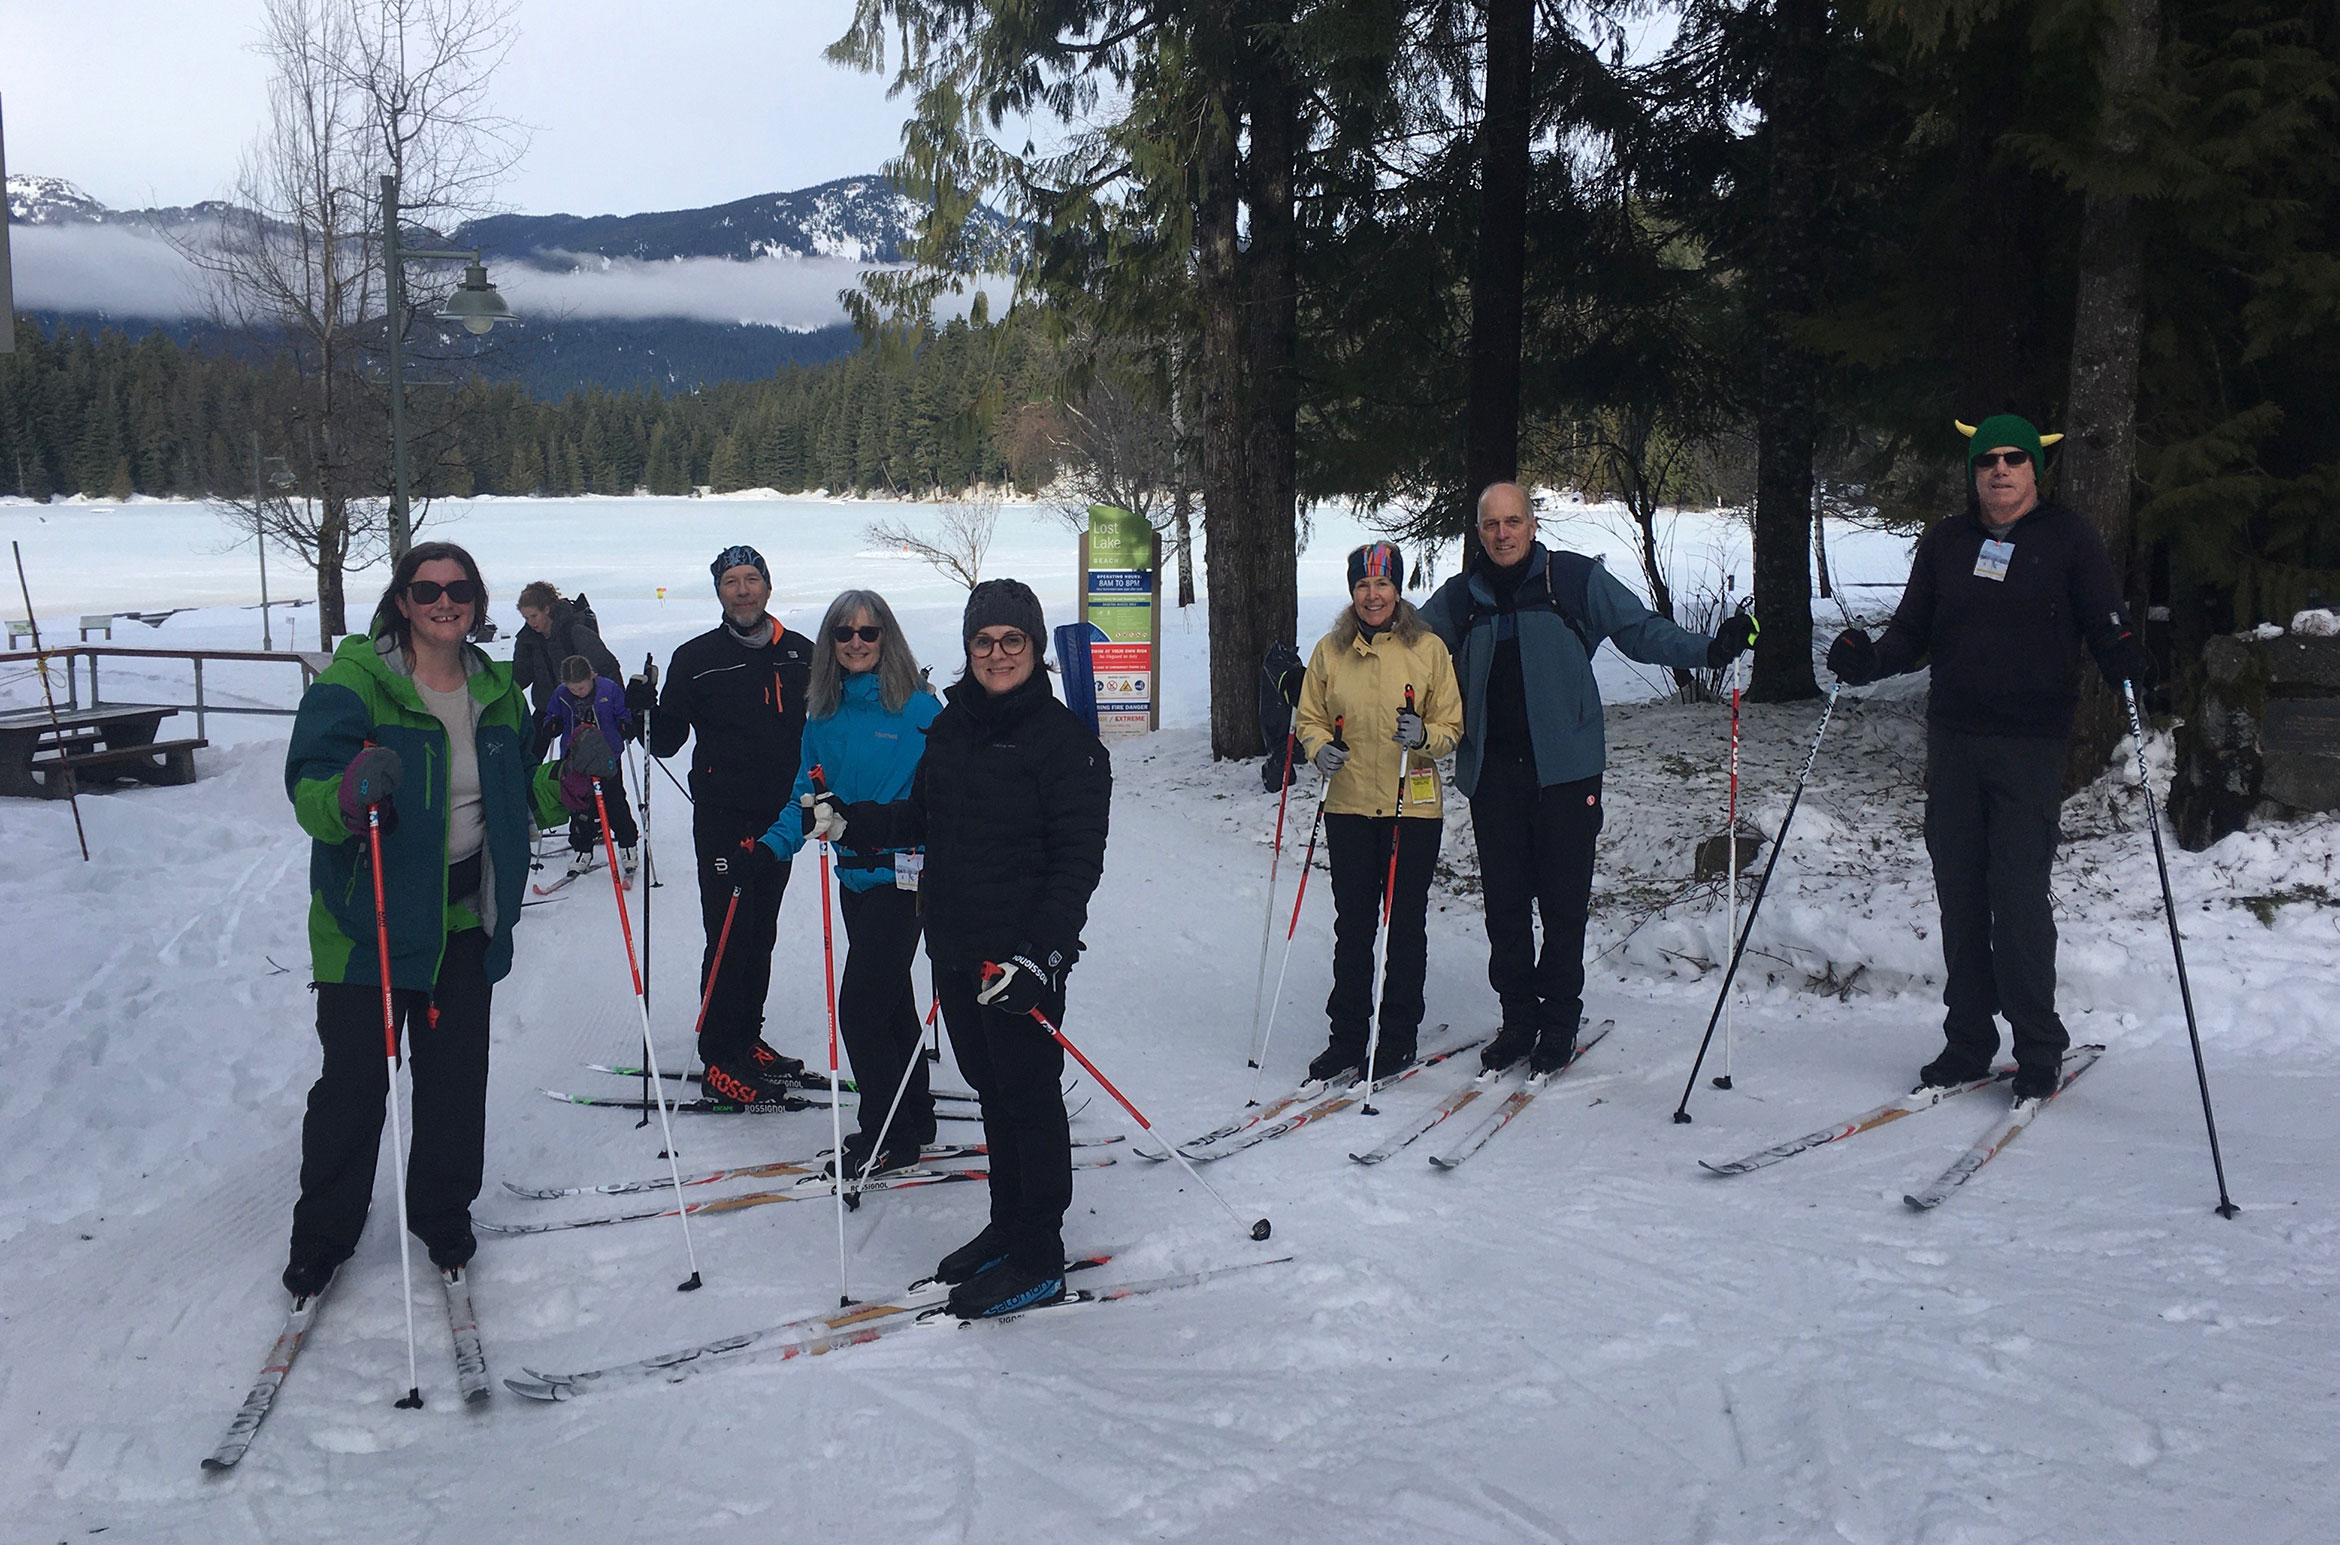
xmin=538 ymin=653 xmax=640 ymax=883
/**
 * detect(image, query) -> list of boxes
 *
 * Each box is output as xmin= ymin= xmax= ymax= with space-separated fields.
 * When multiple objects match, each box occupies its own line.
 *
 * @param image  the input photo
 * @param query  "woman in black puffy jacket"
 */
xmin=816 ymin=578 xmax=1110 ymax=1320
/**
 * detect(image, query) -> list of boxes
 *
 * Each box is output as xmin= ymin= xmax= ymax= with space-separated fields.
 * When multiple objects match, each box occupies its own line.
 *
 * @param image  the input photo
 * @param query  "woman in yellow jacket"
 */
xmin=1292 ymin=542 xmax=1464 ymax=1083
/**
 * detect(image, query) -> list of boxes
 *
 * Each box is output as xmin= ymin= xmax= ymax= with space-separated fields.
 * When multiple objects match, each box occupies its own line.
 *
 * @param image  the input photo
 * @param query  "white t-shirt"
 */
xmin=414 ymin=677 xmax=485 ymax=864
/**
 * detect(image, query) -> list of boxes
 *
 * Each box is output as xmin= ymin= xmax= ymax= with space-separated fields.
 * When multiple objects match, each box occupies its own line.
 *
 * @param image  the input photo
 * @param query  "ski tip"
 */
xmin=199 ymin=1454 xmax=236 ymax=1473
xmin=463 ymin=1386 xmax=492 ymax=1406
xmin=502 ymin=1377 xmax=567 ymax=1403
xmin=1697 ymin=1160 xmax=1739 ymax=1177
xmin=1902 ymin=1194 xmax=1935 ymax=1212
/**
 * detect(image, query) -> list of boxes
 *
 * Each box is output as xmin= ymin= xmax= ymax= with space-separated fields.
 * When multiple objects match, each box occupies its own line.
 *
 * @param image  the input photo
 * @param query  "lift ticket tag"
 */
xmin=894 ymin=851 xmax=923 ymax=892
xmin=1405 ymin=764 xmax=1438 ymax=806
xmin=1974 ymin=539 xmax=2016 ymax=582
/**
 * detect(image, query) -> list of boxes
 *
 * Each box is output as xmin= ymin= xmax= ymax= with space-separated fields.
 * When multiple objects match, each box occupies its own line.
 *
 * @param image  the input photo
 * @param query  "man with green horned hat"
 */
xmin=1826 ymin=415 xmax=2151 ymax=1103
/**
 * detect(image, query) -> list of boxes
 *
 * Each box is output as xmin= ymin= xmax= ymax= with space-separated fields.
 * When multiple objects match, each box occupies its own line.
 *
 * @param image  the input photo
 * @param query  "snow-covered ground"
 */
xmin=3 ymin=498 xmax=2335 ymax=1543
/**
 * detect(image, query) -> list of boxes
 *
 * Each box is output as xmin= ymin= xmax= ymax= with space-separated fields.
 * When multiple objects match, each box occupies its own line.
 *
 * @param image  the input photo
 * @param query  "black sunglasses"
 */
xmin=405 ymin=578 xmax=481 ymax=604
xmin=1973 ymin=450 xmax=2032 ymax=469
xmin=831 ymin=624 xmax=884 ymax=643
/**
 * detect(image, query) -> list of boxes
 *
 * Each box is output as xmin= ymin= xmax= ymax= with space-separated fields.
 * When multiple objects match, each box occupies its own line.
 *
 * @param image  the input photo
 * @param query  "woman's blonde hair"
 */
xmin=1327 ymin=596 xmax=1426 ymax=651
xmin=809 ymin=589 xmax=923 ymax=717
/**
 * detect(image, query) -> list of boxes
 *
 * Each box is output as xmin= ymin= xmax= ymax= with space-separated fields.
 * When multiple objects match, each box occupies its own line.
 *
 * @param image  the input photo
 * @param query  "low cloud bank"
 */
xmin=12 ymin=223 xmax=1009 ymax=330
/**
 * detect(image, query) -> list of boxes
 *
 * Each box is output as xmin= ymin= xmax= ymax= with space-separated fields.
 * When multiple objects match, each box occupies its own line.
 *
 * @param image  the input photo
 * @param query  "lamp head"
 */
xmin=437 ymin=257 xmax=515 ymax=335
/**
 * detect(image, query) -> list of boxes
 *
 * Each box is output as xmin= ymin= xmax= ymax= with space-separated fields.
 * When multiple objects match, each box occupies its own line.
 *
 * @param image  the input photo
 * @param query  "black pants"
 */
xmin=1323 ymin=813 xmax=1443 ymax=1059
xmin=692 ymin=804 xmax=792 ymax=1067
xmin=936 ymin=962 xmax=1068 ymax=1272
xmin=1925 ymin=729 xmax=2071 ymax=1071
xmin=567 ymin=762 xmax=639 ymax=854
xmin=288 ymin=927 xmax=491 ymax=1272
xmin=837 ymin=884 xmax=935 ymax=1149
xmin=1470 ymin=757 xmax=1603 ymax=1038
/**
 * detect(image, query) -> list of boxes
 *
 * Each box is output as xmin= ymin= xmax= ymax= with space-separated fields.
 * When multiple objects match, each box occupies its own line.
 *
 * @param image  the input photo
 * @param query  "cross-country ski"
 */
xmin=1426 ymin=1020 xmax=1614 ymax=1169
xmin=1700 ymin=1067 xmax=2016 ymax=1176
xmin=1903 ymin=1046 xmax=2106 ymax=1210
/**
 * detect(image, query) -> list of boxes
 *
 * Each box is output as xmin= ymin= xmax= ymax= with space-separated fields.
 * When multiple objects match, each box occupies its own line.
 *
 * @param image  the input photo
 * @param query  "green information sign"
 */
xmin=1084 ymin=505 xmax=1157 ymax=734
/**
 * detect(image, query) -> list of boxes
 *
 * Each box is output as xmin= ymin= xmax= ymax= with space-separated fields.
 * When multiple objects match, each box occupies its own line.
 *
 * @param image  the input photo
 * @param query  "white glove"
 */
xmin=801 ymin=790 xmax=849 ymax=845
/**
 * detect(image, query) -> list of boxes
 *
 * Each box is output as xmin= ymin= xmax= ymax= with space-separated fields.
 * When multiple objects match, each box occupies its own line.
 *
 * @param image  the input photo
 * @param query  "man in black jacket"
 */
xmin=640 ymin=545 xmax=817 ymax=1103
xmin=513 ymin=584 xmax=620 ymax=717
xmin=1827 ymin=415 xmax=2150 ymax=1101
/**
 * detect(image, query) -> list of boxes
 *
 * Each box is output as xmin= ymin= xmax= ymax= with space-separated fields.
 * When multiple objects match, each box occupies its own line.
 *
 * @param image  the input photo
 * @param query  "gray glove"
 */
xmin=1313 ymin=742 xmax=1350 ymax=777
xmin=1392 ymin=706 xmax=1427 ymax=749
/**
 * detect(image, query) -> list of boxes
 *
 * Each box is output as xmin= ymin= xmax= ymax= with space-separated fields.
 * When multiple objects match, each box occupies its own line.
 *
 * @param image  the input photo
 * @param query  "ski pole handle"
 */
xmin=1331 ymin=714 xmax=1346 ymax=751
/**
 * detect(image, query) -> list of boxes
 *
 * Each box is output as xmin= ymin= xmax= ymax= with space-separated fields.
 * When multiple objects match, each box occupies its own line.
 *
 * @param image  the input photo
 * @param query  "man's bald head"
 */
xmin=1475 ymin=482 xmax=1536 ymax=567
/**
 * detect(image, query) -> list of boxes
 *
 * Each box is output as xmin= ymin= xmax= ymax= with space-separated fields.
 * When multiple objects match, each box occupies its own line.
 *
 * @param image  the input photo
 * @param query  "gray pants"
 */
xmin=1923 ymin=729 xmax=2072 ymax=1072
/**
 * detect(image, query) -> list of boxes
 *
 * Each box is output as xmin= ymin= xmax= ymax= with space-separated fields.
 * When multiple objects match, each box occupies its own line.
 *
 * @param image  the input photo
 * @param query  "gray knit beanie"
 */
xmin=962 ymin=578 xmax=1046 ymax=654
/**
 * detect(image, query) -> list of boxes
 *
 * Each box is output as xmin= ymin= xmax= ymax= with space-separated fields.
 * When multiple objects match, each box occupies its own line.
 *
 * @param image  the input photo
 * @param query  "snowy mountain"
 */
xmin=6 ymin=172 xmax=1010 ymax=394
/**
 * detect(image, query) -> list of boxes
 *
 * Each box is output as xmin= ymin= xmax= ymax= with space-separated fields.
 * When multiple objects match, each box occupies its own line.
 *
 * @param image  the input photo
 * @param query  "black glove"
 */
xmin=711 ymin=839 xmax=779 ymax=883
xmin=1825 ymin=628 xmax=1877 ymax=687
xmin=1392 ymin=706 xmax=1428 ymax=749
xmin=1707 ymin=610 xmax=1759 ymax=668
xmin=2106 ymin=629 xmax=2155 ymax=694
xmin=800 ymin=790 xmax=849 ymax=845
xmin=624 ymin=675 xmax=655 ymax=720
xmin=337 ymin=745 xmax=402 ymax=836
xmin=563 ymin=726 xmax=620 ymax=782
xmin=976 ymin=948 xmax=1070 ymax=1019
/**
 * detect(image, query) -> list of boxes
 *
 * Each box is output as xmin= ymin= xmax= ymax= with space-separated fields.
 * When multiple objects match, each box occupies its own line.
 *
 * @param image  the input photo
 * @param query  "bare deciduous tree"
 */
xmin=191 ymin=0 xmax=522 ymax=644
xmin=866 ymin=495 xmax=1000 ymax=591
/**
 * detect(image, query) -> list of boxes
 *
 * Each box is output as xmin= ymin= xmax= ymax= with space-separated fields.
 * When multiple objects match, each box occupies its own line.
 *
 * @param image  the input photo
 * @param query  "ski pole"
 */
xmin=1716 ymin=641 xmax=1742 ymax=1091
xmin=925 ymin=994 xmax=941 ymax=1063
xmin=847 ymin=998 xmax=929 ymax=1203
xmin=1360 ymin=688 xmax=1413 ymax=1115
xmin=1673 ymin=685 xmax=1841 ymax=1123
xmin=811 ymin=766 xmax=853 ymax=1304
xmin=629 ymin=739 xmax=653 ymax=1127
xmin=1244 ymin=728 xmax=1300 ymax=1066
xmin=1004 ymin=989 xmax=1270 ymax=1241
xmin=1247 ymin=716 xmax=1340 ymax=1102
xmin=365 ymin=804 xmax=424 ymax=1409
xmin=12 ymin=543 xmax=90 ymax=861
xmin=2122 ymin=681 xmax=2240 ymax=1218
xmin=591 ymin=769 xmax=705 ymax=1291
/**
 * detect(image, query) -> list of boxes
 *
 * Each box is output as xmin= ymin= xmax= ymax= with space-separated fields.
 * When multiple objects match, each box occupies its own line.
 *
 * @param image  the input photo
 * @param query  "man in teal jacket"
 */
xmin=1423 ymin=482 xmax=1756 ymax=1073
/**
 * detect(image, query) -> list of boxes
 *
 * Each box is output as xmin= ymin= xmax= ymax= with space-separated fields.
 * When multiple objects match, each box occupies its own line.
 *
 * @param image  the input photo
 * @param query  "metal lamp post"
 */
xmin=380 ymin=172 xmax=518 ymax=558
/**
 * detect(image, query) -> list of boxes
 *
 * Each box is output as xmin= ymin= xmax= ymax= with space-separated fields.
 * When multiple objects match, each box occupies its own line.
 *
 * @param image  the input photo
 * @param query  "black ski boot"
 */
xmin=2010 ymin=1060 xmax=2060 ymax=1102
xmin=280 ymin=1254 xmax=341 ymax=1300
xmin=948 ymin=1257 xmax=1068 ymax=1319
xmin=1481 ymin=1023 xmax=1535 ymax=1074
xmin=827 ymin=1131 xmax=924 ymax=1182
xmin=934 ymin=1223 xmax=1010 ymax=1287
xmin=1528 ymin=1024 xmax=1578 ymax=1076
xmin=751 ymin=1040 xmax=808 ymax=1083
xmin=1364 ymin=1036 xmax=1417 ymax=1081
xmin=1918 ymin=1047 xmax=1993 ymax=1090
xmin=1307 ymin=1040 xmax=1364 ymax=1084
xmin=702 ymin=1058 xmax=795 ymax=1106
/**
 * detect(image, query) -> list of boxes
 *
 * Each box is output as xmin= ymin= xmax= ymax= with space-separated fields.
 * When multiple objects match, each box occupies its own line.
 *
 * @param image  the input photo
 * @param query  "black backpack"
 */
xmin=1257 ymin=641 xmax=1307 ymax=791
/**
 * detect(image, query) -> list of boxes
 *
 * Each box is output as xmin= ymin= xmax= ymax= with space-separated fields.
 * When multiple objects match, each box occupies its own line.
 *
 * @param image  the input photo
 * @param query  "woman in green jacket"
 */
xmin=279 ymin=541 xmax=569 ymax=1300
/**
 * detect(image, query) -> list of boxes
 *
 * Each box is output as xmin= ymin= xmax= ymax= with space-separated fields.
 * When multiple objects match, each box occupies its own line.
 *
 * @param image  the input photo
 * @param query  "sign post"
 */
xmin=1081 ymin=505 xmax=1158 ymax=735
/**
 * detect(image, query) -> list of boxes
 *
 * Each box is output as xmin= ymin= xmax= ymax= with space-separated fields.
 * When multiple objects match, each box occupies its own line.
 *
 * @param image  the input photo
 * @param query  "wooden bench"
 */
xmin=79 ymin=614 xmax=115 ymax=641
xmin=0 ymin=703 xmax=205 ymax=800
xmin=30 ymin=737 xmax=210 ymax=797
xmin=4 ymin=620 xmax=29 ymax=649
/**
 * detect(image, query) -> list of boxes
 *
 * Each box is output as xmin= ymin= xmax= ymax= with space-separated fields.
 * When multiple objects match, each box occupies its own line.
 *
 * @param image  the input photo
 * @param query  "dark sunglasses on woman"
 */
xmin=831 ymin=624 xmax=884 ymax=643
xmin=405 ymin=578 xmax=482 ymax=604
xmin=1973 ymin=450 xmax=2031 ymax=469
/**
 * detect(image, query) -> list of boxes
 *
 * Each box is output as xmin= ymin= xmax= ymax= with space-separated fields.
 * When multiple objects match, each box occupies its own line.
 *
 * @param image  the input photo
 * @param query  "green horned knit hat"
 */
xmin=1955 ymin=413 xmax=2061 ymax=468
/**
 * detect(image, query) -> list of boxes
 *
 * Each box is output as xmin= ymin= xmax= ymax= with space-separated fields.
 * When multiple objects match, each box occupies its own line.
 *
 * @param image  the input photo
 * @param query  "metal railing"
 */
xmin=0 ymin=645 xmax=332 ymax=738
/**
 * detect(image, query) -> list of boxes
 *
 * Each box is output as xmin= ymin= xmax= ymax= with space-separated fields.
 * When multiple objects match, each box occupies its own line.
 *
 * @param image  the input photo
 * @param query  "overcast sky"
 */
xmin=3 ymin=0 xmax=913 ymax=215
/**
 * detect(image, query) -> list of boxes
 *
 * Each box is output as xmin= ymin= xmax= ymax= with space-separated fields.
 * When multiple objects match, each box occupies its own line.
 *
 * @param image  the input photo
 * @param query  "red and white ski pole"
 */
xmin=1247 ymin=716 xmax=1341 ymax=1103
xmin=592 ymin=767 xmax=705 ymax=1291
xmin=364 ymin=803 xmax=424 ymax=1409
xmin=1244 ymin=728 xmax=1300 ymax=1067
xmin=992 ymin=977 xmax=1270 ymax=1242
xmin=1716 ymin=643 xmax=1743 ymax=1090
xmin=1360 ymin=687 xmax=1413 ymax=1115
xmin=811 ymin=766 xmax=853 ymax=1305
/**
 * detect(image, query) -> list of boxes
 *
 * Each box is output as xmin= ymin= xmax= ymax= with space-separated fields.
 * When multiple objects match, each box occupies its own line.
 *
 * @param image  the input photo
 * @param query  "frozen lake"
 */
xmin=1 ymin=491 xmax=1918 ymax=732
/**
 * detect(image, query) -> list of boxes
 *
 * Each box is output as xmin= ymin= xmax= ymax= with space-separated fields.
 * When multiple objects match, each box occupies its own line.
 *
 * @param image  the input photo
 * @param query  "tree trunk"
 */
xmin=2061 ymin=0 xmax=2161 ymax=792
xmin=316 ymin=492 xmax=349 ymax=644
xmin=1215 ymin=9 xmax=1302 ymax=761
xmin=1747 ymin=0 xmax=1826 ymax=703
xmin=1462 ymin=0 xmax=1533 ymax=517
xmin=1195 ymin=45 xmax=1256 ymax=758
xmin=1812 ymin=511 xmax=1832 ymax=601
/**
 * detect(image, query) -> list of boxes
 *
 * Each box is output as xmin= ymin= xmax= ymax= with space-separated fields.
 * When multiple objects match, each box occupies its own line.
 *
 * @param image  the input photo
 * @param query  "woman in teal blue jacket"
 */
xmin=725 ymin=589 xmax=941 ymax=1177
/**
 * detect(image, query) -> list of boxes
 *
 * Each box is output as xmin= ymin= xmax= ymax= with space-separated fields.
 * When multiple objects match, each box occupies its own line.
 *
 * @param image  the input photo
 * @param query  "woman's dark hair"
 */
xmin=371 ymin=541 xmax=490 ymax=650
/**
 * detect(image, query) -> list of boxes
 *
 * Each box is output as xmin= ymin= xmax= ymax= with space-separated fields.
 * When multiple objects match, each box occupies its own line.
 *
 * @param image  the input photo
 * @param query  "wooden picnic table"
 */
xmin=0 ymin=702 xmax=209 ymax=800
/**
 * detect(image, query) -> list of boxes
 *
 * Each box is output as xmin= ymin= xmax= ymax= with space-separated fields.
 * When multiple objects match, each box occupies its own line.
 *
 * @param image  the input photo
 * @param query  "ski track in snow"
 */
xmin=3 ymin=509 xmax=2337 ymax=1542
